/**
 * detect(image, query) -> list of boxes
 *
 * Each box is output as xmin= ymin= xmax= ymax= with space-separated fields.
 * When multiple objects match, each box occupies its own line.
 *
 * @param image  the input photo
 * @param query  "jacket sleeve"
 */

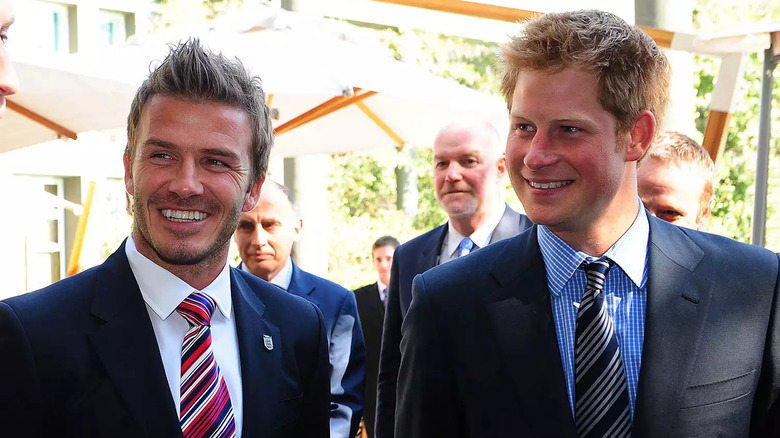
xmin=328 ymin=291 xmax=367 ymax=438
xmin=395 ymin=274 xmax=464 ymax=438
xmin=296 ymin=302 xmax=331 ymax=438
xmin=375 ymin=254 xmax=402 ymax=438
xmin=0 ymin=301 xmax=44 ymax=437
xmin=750 ymin=252 xmax=780 ymax=437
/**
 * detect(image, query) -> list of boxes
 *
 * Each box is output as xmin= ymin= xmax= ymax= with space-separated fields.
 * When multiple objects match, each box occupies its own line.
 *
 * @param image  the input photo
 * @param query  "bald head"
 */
xmin=432 ymin=119 xmax=507 ymax=235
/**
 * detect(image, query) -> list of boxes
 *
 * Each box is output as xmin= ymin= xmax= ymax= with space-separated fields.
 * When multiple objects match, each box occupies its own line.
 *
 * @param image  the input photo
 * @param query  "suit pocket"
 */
xmin=680 ymin=369 xmax=756 ymax=409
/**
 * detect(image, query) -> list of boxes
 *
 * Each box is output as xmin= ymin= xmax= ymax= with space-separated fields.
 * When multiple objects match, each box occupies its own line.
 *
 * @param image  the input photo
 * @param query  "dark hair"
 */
xmin=126 ymin=38 xmax=273 ymax=182
xmin=500 ymin=9 xmax=671 ymax=136
xmin=373 ymin=235 xmax=400 ymax=251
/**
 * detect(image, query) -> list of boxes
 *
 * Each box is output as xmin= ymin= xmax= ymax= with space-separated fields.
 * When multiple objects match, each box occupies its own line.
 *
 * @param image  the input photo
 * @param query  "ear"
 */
xmin=698 ymin=197 xmax=714 ymax=229
xmin=293 ymin=218 xmax=303 ymax=241
xmin=123 ymin=154 xmax=135 ymax=196
xmin=495 ymin=155 xmax=507 ymax=179
xmin=626 ymin=110 xmax=656 ymax=163
xmin=242 ymin=175 xmax=265 ymax=212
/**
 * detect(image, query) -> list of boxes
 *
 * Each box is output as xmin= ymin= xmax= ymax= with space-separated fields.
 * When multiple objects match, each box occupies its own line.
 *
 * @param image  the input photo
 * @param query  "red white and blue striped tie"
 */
xmin=177 ymin=292 xmax=236 ymax=438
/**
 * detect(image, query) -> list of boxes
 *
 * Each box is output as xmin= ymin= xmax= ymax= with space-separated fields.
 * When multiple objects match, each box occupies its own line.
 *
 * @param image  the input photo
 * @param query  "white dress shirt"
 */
xmin=240 ymin=257 xmax=293 ymax=290
xmin=125 ymin=235 xmax=243 ymax=437
xmin=377 ymin=279 xmax=388 ymax=304
xmin=439 ymin=203 xmax=508 ymax=263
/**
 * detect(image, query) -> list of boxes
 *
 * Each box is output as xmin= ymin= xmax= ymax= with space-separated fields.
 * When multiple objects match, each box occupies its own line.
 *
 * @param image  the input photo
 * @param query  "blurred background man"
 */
xmin=235 ymin=180 xmax=366 ymax=438
xmin=375 ymin=119 xmax=533 ymax=438
xmin=0 ymin=0 xmax=18 ymax=118
xmin=354 ymin=235 xmax=399 ymax=438
xmin=638 ymin=131 xmax=716 ymax=230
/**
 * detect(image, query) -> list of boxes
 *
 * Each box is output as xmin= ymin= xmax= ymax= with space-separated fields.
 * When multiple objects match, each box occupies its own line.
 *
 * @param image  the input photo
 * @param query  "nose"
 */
xmin=252 ymin=226 xmax=269 ymax=248
xmin=445 ymin=163 xmax=463 ymax=182
xmin=0 ymin=44 xmax=19 ymax=97
xmin=168 ymin=160 xmax=204 ymax=198
xmin=522 ymin=131 xmax=557 ymax=170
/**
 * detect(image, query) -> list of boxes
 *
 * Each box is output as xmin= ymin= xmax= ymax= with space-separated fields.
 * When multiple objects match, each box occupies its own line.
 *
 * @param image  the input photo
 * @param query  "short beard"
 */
xmin=132 ymin=191 xmax=244 ymax=266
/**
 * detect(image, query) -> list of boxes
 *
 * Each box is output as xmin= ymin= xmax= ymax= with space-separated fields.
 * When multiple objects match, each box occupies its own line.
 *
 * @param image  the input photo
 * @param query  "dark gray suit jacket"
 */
xmin=0 ymin=242 xmax=331 ymax=437
xmin=375 ymin=204 xmax=532 ymax=438
xmin=396 ymin=216 xmax=780 ymax=437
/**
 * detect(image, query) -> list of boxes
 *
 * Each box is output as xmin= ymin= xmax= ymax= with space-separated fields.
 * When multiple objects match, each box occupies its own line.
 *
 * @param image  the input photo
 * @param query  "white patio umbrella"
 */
xmin=1 ymin=4 xmax=509 ymax=156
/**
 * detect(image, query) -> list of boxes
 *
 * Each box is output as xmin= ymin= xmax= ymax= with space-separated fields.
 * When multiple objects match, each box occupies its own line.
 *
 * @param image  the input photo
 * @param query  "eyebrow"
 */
xmin=142 ymin=138 xmax=241 ymax=162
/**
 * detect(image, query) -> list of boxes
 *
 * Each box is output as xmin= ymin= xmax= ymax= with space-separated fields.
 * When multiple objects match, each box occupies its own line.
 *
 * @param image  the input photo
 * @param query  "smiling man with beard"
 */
xmin=375 ymin=119 xmax=532 ymax=438
xmin=0 ymin=39 xmax=331 ymax=437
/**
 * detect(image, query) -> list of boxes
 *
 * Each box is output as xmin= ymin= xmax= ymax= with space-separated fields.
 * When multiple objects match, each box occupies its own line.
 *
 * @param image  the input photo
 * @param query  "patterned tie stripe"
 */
xmin=574 ymin=259 xmax=631 ymax=438
xmin=457 ymin=237 xmax=474 ymax=257
xmin=177 ymin=292 xmax=237 ymax=438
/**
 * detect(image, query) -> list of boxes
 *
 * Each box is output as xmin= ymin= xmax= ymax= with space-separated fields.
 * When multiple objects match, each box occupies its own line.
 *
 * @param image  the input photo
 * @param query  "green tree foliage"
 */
xmin=325 ymin=29 xmax=504 ymax=286
xmin=693 ymin=0 xmax=780 ymax=248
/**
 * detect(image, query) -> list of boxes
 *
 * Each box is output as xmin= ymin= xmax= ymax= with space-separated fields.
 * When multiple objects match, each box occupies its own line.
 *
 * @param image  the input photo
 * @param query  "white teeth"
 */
xmin=161 ymin=209 xmax=208 ymax=222
xmin=529 ymin=180 xmax=572 ymax=189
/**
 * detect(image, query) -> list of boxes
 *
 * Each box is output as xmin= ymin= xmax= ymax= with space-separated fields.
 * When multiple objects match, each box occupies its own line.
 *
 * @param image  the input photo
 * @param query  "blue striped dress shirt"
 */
xmin=537 ymin=207 xmax=649 ymax=420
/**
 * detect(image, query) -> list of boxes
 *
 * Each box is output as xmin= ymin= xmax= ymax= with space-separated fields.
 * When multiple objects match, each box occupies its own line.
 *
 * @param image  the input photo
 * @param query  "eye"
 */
xmin=515 ymin=123 xmax=535 ymax=133
xmin=237 ymin=222 xmax=255 ymax=232
xmin=434 ymin=161 xmax=448 ymax=169
xmin=0 ymin=33 xmax=7 ymax=44
xmin=462 ymin=157 xmax=479 ymax=167
xmin=150 ymin=152 xmax=173 ymax=160
xmin=561 ymin=126 xmax=580 ymax=133
xmin=658 ymin=209 xmax=682 ymax=221
xmin=205 ymin=158 xmax=228 ymax=167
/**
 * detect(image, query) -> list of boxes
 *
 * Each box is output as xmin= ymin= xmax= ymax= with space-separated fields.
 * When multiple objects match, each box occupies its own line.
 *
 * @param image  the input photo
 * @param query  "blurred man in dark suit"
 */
xmin=354 ymin=235 xmax=399 ymax=438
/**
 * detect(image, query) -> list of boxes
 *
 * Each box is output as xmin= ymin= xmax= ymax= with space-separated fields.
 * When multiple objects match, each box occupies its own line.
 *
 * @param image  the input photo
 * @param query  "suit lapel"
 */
xmin=231 ymin=270 xmax=282 ymax=437
xmin=633 ymin=218 xmax=714 ymax=438
xmin=287 ymin=262 xmax=318 ymax=305
xmin=88 ymin=245 xmax=182 ymax=438
xmin=419 ymin=224 xmax=447 ymax=269
xmin=368 ymin=282 xmax=385 ymax=320
xmin=484 ymin=227 xmax=575 ymax=436
xmin=489 ymin=204 xmax=520 ymax=243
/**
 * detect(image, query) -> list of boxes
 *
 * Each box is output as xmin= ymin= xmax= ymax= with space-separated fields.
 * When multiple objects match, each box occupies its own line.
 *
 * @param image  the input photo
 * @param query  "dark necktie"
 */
xmin=177 ymin=292 xmax=237 ymax=438
xmin=574 ymin=259 xmax=631 ymax=438
xmin=457 ymin=237 xmax=474 ymax=257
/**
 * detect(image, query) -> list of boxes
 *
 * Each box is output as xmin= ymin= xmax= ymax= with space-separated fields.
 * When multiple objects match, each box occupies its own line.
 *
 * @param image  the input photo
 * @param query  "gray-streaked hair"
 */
xmin=126 ymin=38 xmax=273 ymax=182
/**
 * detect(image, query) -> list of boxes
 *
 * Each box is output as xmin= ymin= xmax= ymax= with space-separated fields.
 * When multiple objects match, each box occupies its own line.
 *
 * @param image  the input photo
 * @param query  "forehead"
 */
xmin=639 ymin=159 xmax=707 ymax=196
xmin=244 ymin=186 xmax=295 ymax=220
xmin=137 ymin=95 xmax=252 ymax=148
xmin=510 ymin=68 xmax=602 ymax=117
xmin=372 ymin=245 xmax=396 ymax=256
xmin=433 ymin=128 xmax=492 ymax=158
xmin=0 ymin=0 xmax=12 ymax=24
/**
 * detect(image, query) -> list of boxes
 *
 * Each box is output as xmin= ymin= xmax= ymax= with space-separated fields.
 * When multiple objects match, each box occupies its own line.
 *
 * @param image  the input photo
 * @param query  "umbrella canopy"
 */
xmin=1 ymin=4 xmax=509 ymax=156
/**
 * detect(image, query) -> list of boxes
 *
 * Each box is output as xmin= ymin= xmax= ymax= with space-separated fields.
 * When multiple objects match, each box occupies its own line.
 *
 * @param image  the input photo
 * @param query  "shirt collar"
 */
xmin=126 ymin=233 xmax=233 ymax=320
xmin=445 ymin=202 xmax=507 ymax=257
xmin=538 ymin=200 xmax=649 ymax=297
xmin=240 ymin=257 xmax=294 ymax=291
xmin=377 ymin=279 xmax=388 ymax=292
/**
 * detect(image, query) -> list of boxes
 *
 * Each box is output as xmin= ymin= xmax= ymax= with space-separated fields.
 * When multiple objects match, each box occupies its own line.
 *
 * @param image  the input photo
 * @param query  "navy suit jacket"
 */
xmin=0 ymin=242 xmax=331 ymax=438
xmin=375 ymin=204 xmax=532 ymax=438
xmin=354 ymin=282 xmax=384 ymax=438
xmin=397 ymin=217 xmax=780 ymax=438
xmin=286 ymin=261 xmax=367 ymax=438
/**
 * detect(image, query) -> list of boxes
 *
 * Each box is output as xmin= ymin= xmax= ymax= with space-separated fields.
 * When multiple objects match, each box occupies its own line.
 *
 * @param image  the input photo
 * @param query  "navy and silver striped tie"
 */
xmin=574 ymin=259 xmax=631 ymax=438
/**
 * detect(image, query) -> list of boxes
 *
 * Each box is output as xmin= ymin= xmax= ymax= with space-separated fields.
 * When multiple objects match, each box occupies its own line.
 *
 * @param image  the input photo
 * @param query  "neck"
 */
xmin=450 ymin=200 xmax=500 ymax=237
xmin=135 ymin=242 xmax=228 ymax=291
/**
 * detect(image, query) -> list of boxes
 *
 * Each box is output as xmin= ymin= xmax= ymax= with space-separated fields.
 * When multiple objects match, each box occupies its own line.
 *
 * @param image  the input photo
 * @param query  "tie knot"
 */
xmin=582 ymin=258 xmax=612 ymax=292
xmin=176 ymin=292 xmax=216 ymax=327
xmin=458 ymin=237 xmax=475 ymax=257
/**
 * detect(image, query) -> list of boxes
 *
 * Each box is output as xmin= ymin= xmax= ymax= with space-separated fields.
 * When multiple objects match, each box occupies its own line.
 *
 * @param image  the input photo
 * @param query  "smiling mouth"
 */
xmin=527 ymin=180 xmax=573 ymax=189
xmin=161 ymin=209 xmax=209 ymax=222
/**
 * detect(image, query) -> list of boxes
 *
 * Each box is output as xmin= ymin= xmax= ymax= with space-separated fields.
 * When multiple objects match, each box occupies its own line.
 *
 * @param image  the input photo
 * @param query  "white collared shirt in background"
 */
xmin=126 ymin=235 xmax=243 ymax=437
xmin=439 ymin=202 xmax=508 ymax=263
